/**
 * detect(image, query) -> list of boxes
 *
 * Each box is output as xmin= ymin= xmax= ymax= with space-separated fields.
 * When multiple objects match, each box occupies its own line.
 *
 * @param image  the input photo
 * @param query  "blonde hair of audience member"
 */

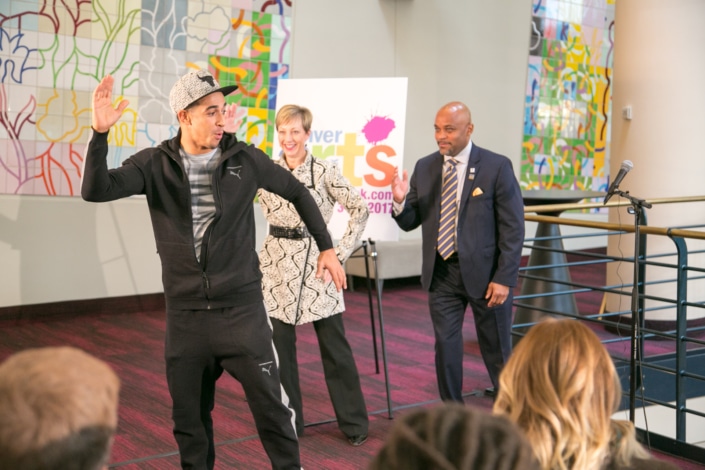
xmin=493 ymin=319 xmax=650 ymax=470
xmin=369 ymin=402 xmax=539 ymax=470
xmin=0 ymin=346 xmax=121 ymax=470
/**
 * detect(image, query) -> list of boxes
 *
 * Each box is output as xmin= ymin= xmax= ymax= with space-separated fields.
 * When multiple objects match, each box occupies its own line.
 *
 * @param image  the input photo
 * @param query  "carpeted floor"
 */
xmin=0 ymin=270 xmax=702 ymax=469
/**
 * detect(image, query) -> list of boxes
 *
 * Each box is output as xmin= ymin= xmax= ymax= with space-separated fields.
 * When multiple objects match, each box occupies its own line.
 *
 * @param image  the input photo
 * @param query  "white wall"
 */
xmin=290 ymin=0 xmax=532 ymax=171
xmin=0 ymin=195 xmax=160 ymax=306
xmin=0 ymin=0 xmax=549 ymax=308
xmin=606 ymin=0 xmax=705 ymax=320
xmin=0 ymin=193 xmax=269 ymax=307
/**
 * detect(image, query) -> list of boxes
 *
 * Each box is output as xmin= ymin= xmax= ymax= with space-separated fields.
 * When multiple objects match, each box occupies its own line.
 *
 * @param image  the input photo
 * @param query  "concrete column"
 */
xmin=607 ymin=0 xmax=705 ymax=321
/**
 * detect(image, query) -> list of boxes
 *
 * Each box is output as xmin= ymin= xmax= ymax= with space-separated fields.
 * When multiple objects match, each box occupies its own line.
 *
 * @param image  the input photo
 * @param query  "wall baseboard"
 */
xmin=0 ymin=293 xmax=165 ymax=322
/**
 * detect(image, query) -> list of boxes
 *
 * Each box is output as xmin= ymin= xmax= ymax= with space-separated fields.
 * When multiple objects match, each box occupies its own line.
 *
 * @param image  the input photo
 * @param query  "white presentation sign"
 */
xmin=274 ymin=77 xmax=408 ymax=241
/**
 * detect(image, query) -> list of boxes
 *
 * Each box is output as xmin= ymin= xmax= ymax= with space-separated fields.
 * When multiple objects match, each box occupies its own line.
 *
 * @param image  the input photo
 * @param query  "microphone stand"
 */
xmin=612 ymin=188 xmax=652 ymax=422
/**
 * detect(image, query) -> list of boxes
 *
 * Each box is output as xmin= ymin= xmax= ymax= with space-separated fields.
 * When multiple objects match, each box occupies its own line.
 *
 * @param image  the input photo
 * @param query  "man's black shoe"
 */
xmin=347 ymin=434 xmax=368 ymax=446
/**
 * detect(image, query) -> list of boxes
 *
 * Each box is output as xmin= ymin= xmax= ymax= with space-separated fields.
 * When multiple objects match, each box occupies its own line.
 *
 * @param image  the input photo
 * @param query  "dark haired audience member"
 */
xmin=369 ymin=402 xmax=540 ymax=470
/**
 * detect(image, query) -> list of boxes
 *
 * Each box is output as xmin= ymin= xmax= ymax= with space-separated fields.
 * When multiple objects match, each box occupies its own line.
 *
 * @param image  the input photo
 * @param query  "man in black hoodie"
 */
xmin=82 ymin=69 xmax=347 ymax=470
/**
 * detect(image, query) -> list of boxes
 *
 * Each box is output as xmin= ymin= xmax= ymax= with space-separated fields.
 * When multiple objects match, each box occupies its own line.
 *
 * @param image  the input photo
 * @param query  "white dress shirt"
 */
xmin=393 ymin=140 xmax=474 ymax=223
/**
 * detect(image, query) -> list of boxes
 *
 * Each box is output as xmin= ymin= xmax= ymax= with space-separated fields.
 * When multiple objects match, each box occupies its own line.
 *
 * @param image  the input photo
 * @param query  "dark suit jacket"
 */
xmin=393 ymin=143 xmax=524 ymax=299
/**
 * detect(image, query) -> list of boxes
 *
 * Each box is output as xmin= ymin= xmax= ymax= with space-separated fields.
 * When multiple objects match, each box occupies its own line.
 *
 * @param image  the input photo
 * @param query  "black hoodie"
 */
xmin=82 ymin=130 xmax=333 ymax=310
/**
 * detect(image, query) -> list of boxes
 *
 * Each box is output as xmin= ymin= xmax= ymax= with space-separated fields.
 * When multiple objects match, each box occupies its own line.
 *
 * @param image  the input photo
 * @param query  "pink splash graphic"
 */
xmin=361 ymin=115 xmax=395 ymax=144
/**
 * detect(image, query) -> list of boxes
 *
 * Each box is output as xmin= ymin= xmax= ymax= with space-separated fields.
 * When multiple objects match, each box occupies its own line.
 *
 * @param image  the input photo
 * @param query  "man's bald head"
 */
xmin=434 ymin=101 xmax=474 ymax=156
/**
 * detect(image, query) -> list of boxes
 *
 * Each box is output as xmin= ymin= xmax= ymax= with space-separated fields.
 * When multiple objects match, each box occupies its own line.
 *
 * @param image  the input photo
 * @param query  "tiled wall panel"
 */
xmin=0 ymin=0 xmax=291 ymax=196
xmin=522 ymin=0 xmax=615 ymax=193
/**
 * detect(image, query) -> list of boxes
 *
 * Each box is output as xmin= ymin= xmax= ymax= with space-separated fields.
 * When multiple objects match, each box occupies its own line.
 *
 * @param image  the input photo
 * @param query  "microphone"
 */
xmin=603 ymin=160 xmax=634 ymax=204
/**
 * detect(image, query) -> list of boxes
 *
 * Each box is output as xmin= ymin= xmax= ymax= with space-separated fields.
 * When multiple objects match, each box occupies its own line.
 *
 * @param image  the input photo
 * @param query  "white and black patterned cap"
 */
xmin=169 ymin=69 xmax=238 ymax=114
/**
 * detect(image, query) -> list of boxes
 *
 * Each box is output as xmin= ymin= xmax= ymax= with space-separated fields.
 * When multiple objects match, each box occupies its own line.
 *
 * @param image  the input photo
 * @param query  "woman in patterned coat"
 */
xmin=257 ymin=104 xmax=370 ymax=447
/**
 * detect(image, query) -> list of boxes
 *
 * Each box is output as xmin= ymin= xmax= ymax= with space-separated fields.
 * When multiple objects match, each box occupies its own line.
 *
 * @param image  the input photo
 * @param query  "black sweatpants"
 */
xmin=165 ymin=302 xmax=300 ymax=470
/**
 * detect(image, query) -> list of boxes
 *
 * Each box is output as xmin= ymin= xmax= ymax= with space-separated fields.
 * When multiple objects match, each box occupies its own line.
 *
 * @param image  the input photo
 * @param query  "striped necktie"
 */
xmin=437 ymin=157 xmax=459 ymax=260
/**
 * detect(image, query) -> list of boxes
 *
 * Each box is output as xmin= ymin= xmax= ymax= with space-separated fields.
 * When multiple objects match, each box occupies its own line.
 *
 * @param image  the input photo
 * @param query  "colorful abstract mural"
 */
xmin=0 ymin=0 xmax=291 ymax=196
xmin=522 ymin=0 xmax=615 ymax=193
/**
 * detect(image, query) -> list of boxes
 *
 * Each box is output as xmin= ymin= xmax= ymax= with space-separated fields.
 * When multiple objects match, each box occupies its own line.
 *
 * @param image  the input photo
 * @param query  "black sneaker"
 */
xmin=347 ymin=434 xmax=368 ymax=446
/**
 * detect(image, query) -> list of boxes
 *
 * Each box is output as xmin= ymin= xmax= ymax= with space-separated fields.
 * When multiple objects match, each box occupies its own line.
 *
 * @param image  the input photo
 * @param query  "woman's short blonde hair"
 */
xmin=493 ymin=318 xmax=648 ymax=470
xmin=275 ymin=104 xmax=313 ymax=132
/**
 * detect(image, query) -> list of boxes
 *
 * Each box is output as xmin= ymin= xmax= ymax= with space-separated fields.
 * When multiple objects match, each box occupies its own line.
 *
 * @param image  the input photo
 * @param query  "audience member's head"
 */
xmin=0 ymin=346 xmax=121 ymax=470
xmin=493 ymin=318 xmax=650 ymax=470
xmin=369 ymin=402 xmax=539 ymax=470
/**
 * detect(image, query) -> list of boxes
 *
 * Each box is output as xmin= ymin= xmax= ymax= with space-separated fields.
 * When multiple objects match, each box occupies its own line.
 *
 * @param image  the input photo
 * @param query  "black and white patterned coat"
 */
xmin=258 ymin=151 xmax=369 ymax=325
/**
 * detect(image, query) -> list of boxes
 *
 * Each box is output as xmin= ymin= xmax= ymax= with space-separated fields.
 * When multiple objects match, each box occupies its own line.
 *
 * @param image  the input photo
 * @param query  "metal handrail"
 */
xmin=525 ymin=213 xmax=705 ymax=240
xmin=524 ymin=194 xmax=705 ymax=215
xmin=516 ymin=195 xmax=705 ymax=463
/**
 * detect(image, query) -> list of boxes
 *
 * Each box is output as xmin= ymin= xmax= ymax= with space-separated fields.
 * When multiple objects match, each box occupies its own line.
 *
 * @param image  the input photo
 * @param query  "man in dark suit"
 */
xmin=391 ymin=101 xmax=524 ymax=402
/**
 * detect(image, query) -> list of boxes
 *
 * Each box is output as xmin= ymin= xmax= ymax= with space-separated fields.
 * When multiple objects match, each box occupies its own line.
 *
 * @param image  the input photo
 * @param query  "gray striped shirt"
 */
xmin=181 ymin=147 xmax=221 ymax=261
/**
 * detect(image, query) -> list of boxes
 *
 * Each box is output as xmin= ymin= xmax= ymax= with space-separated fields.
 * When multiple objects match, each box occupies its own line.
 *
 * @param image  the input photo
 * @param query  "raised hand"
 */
xmin=223 ymin=103 xmax=243 ymax=134
xmin=391 ymin=166 xmax=409 ymax=203
xmin=92 ymin=75 xmax=129 ymax=134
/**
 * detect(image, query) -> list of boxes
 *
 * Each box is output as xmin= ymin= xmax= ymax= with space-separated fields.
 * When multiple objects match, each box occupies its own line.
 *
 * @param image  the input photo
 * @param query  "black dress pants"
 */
xmin=271 ymin=314 xmax=368 ymax=438
xmin=428 ymin=254 xmax=513 ymax=402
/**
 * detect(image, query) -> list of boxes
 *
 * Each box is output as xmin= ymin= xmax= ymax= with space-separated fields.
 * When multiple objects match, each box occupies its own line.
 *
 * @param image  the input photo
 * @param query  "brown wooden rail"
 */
xmin=523 ymin=195 xmax=705 ymax=240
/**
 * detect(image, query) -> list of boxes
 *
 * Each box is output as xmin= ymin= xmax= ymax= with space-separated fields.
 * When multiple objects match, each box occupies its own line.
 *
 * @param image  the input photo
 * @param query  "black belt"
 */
xmin=269 ymin=225 xmax=311 ymax=239
xmin=438 ymin=251 xmax=459 ymax=262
